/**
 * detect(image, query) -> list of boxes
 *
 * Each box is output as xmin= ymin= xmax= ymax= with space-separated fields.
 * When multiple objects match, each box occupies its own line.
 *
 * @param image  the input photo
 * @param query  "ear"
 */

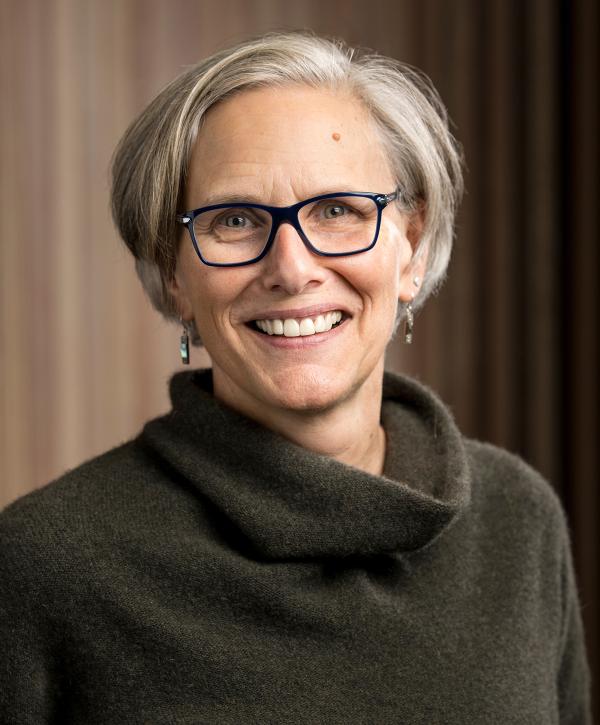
xmin=398 ymin=206 xmax=428 ymax=303
xmin=166 ymin=266 xmax=194 ymax=321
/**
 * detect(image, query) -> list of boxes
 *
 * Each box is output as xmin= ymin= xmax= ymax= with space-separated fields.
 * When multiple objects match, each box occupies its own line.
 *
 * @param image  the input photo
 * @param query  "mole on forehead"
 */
xmin=331 ymin=132 xmax=341 ymax=141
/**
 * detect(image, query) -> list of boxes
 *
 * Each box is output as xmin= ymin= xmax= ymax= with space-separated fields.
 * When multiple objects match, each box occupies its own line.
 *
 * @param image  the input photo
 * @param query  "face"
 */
xmin=171 ymin=85 xmax=425 ymax=419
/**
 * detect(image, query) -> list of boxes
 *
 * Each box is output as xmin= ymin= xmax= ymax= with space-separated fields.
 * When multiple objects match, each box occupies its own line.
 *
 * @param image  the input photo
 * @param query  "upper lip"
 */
xmin=245 ymin=304 xmax=351 ymax=322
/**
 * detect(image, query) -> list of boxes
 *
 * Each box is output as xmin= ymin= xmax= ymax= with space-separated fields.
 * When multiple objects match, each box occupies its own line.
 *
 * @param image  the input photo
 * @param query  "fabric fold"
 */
xmin=141 ymin=370 xmax=471 ymax=559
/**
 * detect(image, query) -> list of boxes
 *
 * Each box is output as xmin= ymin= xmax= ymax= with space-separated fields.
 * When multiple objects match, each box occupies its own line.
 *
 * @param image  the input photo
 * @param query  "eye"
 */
xmin=223 ymin=214 xmax=252 ymax=228
xmin=323 ymin=204 xmax=349 ymax=219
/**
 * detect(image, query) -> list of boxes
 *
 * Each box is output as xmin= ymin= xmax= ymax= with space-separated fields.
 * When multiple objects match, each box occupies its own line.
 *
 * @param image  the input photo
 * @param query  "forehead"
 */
xmin=185 ymin=85 xmax=394 ymax=207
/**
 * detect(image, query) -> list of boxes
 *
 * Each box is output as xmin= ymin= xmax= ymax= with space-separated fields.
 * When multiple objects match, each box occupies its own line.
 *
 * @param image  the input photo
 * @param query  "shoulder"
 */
xmin=0 ymin=439 xmax=164 ymax=593
xmin=465 ymin=438 xmax=561 ymax=507
xmin=1 ymin=439 xmax=148 ymax=529
xmin=463 ymin=438 xmax=569 ymax=550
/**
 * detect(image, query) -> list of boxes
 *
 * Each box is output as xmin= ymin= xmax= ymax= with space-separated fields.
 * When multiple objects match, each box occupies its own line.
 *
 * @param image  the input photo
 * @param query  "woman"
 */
xmin=0 ymin=32 xmax=591 ymax=723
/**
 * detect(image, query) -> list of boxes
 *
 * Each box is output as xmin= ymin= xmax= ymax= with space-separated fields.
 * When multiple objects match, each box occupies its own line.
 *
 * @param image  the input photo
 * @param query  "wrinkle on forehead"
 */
xmin=185 ymin=86 xmax=394 ymax=209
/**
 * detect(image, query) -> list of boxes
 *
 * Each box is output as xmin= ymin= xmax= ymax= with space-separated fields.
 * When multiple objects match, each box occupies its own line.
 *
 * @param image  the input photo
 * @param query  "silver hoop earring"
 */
xmin=180 ymin=320 xmax=190 ymax=365
xmin=404 ymin=303 xmax=414 ymax=344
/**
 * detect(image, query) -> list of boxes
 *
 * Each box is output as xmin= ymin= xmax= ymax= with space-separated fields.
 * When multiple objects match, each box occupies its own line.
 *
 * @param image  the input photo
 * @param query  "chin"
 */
xmin=260 ymin=367 xmax=361 ymax=414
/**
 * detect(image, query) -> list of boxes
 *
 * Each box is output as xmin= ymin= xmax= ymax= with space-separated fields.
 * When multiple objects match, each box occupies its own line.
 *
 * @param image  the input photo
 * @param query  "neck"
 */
xmin=212 ymin=367 xmax=386 ymax=476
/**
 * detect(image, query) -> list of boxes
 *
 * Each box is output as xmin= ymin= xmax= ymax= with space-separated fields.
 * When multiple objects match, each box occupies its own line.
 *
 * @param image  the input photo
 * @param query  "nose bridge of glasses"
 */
xmin=269 ymin=205 xmax=309 ymax=247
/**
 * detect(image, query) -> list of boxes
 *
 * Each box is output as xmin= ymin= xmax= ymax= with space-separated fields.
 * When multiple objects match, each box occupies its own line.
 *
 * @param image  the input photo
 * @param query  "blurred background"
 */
xmin=0 ymin=0 xmax=597 ymax=714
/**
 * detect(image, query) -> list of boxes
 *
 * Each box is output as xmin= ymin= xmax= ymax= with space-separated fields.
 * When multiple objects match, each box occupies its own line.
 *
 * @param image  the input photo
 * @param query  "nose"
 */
xmin=259 ymin=221 xmax=327 ymax=295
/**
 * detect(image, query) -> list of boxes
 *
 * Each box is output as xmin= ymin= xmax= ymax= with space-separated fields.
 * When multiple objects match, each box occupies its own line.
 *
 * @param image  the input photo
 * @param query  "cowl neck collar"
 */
xmin=141 ymin=370 xmax=471 ymax=561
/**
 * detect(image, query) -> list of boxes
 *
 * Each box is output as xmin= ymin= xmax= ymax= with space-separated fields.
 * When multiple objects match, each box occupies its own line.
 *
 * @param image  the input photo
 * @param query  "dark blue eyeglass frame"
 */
xmin=175 ymin=190 xmax=401 ymax=268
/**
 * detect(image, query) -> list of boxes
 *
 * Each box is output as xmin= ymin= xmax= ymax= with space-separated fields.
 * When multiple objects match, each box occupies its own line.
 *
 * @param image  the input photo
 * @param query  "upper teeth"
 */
xmin=255 ymin=310 xmax=343 ymax=337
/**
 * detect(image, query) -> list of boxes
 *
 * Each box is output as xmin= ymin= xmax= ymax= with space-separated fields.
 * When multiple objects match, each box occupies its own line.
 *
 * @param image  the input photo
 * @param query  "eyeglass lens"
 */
xmin=192 ymin=195 xmax=379 ymax=264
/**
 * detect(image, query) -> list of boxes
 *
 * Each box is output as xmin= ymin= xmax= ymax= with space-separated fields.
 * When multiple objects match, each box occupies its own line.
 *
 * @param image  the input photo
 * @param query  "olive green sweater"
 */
xmin=0 ymin=371 xmax=591 ymax=723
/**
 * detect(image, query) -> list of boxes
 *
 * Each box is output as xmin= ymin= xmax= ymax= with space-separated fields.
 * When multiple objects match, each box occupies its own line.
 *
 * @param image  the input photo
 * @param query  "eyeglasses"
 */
xmin=176 ymin=190 xmax=401 ymax=267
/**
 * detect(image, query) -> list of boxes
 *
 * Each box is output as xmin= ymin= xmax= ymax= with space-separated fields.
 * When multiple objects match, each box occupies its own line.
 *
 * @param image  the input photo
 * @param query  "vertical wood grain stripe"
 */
xmin=1 ymin=0 xmax=29 ymax=501
xmin=570 ymin=0 xmax=599 ymax=700
xmin=527 ymin=0 xmax=559 ymax=482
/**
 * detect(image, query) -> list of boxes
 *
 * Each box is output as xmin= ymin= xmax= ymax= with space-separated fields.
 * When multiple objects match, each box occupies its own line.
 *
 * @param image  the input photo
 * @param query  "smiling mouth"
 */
xmin=250 ymin=310 xmax=346 ymax=337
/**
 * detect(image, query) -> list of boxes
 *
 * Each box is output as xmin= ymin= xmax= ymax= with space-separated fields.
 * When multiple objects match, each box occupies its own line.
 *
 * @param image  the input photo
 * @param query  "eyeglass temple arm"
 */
xmin=377 ymin=189 xmax=403 ymax=207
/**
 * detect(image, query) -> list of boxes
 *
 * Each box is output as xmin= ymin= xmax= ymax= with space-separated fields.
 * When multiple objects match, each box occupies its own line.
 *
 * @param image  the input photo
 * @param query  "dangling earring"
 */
xmin=403 ymin=302 xmax=414 ymax=344
xmin=179 ymin=320 xmax=190 ymax=365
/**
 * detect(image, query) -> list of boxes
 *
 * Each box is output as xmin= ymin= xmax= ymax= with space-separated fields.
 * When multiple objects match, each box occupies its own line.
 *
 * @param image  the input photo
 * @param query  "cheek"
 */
xmin=185 ymin=267 xmax=252 ymax=333
xmin=174 ymin=251 xmax=220 ymax=325
xmin=336 ymin=249 xmax=402 ymax=317
xmin=188 ymin=277 xmax=227 ymax=329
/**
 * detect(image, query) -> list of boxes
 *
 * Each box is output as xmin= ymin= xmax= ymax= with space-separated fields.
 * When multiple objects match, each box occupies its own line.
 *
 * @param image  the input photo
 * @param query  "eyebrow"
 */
xmin=193 ymin=193 xmax=266 ymax=207
xmin=190 ymin=187 xmax=371 ymax=209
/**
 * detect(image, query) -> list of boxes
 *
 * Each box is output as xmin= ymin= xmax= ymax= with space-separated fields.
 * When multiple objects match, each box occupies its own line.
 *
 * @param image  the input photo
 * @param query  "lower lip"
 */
xmin=247 ymin=318 xmax=349 ymax=349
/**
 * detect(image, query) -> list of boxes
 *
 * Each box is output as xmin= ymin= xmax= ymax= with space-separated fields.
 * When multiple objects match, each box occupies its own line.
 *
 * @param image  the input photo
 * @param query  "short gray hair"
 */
xmin=111 ymin=31 xmax=463 ymax=333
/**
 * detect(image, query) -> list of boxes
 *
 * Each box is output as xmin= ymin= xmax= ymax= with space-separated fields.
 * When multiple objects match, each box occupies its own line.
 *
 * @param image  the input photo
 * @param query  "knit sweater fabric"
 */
xmin=0 ymin=370 xmax=592 ymax=724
